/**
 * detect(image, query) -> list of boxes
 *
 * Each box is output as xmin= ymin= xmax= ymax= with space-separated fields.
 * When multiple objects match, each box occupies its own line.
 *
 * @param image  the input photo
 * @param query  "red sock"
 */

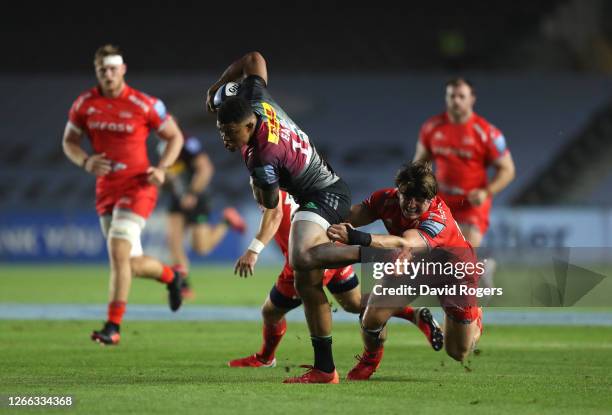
xmin=256 ymin=319 xmax=287 ymax=362
xmin=159 ymin=264 xmax=174 ymax=284
xmin=393 ymin=306 xmax=415 ymax=323
xmin=107 ymin=301 xmax=126 ymax=325
xmin=393 ymin=306 xmax=414 ymax=323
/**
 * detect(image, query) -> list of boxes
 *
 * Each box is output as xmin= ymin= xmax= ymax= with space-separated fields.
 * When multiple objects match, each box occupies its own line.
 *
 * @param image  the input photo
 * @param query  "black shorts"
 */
xmin=295 ymin=179 xmax=351 ymax=226
xmin=168 ymin=195 xmax=211 ymax=225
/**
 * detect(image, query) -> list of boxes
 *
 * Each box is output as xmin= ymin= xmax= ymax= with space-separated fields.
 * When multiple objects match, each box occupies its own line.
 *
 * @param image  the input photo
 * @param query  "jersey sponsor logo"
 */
xmin=87 ymin=106 xmax=101 ymax=115
xmin=128 ymin=94 xmax=149 ymax=113
xmin=261 ymin=102 xmax=280 ymax=144
xmin=462 ymin=136 xmax=474 ymax=145
xmin=419 ymin=219 xmax=445 ymax=238
xmin=432 ymin=146 xmax=472 ymax=159
xmin=119 ymin=111 xmax=133 ymax=119
xmin=87 ymin=120 xmax=135 ymax=133
xmin=433 ymin=131 xmax=445 ymax=141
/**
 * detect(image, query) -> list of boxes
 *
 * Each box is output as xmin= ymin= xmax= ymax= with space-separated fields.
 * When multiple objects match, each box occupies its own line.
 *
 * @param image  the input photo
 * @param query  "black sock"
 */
xmin=311 ymin=335 xmax=334 ymax=373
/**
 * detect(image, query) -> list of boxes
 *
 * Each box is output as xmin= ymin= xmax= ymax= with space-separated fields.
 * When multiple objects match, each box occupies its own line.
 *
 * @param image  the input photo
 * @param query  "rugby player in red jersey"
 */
xmin=325 ymin=162 xmax=483 ymax=380
xmin=414 ymin=78 xmax=515 ymax=286
xmin=62 ymin=45 xmax=185 ymax=345
xmin=206 ymin=51 xmax=358 ymax=383
xmin=228 ymin=189 xmax=441 ymax=368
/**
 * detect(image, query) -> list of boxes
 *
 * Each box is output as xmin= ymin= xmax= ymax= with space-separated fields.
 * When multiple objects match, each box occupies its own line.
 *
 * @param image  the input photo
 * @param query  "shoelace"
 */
xmin=354 ymin=354 xmax=376 ymax=366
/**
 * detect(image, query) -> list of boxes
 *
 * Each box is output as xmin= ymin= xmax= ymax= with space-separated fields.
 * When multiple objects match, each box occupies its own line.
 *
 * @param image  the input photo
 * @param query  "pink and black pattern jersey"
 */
xmin=238 ymin=75 xmax=339 ymax=200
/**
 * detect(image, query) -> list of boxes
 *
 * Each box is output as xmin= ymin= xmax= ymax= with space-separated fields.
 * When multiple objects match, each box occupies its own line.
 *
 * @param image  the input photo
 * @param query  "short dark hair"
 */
xmin=217 ymin=96 xmax=253 ymax=124
xmin=445 ymin=77 xmax=475 ymax=95
xmin=395 ymin=161 xmax=437 ymax=200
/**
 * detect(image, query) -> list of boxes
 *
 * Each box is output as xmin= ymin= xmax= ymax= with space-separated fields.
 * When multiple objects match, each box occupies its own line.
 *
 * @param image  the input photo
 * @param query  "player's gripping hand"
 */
xmin=84 ymin=153 xmax=112 ymax=176
xmin=234 ymin=250 xmax=259 ymax=278
xmin=205 ymin=84 xmax=220 ymax=113
xmin=327 ymin=223 xmax=351 ymax=244
xmin=147 ymin=166 xmax=166 ymax=186
xmin=467 ymin=188 xmax=489 ymax=206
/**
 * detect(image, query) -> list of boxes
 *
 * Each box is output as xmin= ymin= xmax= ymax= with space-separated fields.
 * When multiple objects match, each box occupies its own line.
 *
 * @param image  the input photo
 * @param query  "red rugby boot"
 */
xmin=228 ymin=354 xmax=276 ymax=368
xmin=346 ymin=349 xmax=384 ymax=381
xmin=283 ymin=365 xmax=339 ymax=384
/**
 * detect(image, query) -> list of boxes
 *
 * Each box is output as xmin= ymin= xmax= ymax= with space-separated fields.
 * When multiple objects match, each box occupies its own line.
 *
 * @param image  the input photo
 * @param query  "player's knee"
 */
xmin=289 ymin=250 xmax=314 ymax=271
xmin=108 ymin=238 xmax=131 ymax=263
xmin=293 ymin=276 xmax=321 ymax=297
xmin=129 ymin=256 xmax=144 ymax=275
xmin=341 ymin=301 xmax=361 ymax=314
xmin=339 ymin=299 xmax=362 ymax=314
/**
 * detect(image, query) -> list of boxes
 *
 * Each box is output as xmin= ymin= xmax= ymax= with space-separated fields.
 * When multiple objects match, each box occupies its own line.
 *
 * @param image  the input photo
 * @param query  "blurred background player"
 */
xmin=62 ymin=44 xmax=185 ymax=345
xmin=413 ymin=78 xmax=515 ymax=288
xmin=326 ymin=162 xmax=481 ymax=380
xmin=229 ymin=187 xmax=441 ymax=369
xmin=158 ymin=130 xmax=246 ymax=298
xmin=207 ymin=52 xmax=354 ymax=383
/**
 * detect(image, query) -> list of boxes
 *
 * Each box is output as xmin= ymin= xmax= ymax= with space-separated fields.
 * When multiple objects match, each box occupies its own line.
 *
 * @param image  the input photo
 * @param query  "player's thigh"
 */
xmin=331 ymin=286 xmax=362 ymax=314
xmin=288 ymin=220 xmax=330 ymax=270
xmin=261 ymin=295 xmax=291 ymax=323
xmin=191 ymin=223 xmax=213 ymax=243
xmin=166 ymin=213 xmax=186 ymax=242
xmin=107 ymin=209 xmax=146 ymax=258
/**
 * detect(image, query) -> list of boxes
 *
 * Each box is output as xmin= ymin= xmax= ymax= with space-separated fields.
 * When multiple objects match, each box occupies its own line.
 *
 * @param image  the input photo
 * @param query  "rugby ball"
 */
xmin=212 ymin=82 xmax=240 ymax=109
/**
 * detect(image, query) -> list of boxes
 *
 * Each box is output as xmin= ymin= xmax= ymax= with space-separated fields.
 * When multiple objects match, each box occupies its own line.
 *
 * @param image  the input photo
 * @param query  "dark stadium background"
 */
xmin=1 ymin=0 xmax=611 ymax=262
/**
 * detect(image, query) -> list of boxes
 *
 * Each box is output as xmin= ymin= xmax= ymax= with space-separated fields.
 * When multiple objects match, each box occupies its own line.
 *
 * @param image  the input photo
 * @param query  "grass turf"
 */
xmin=1 ymin=264 xmax=612 ymax=414
xmin=1 ymin=322 xmax=611 ymax=414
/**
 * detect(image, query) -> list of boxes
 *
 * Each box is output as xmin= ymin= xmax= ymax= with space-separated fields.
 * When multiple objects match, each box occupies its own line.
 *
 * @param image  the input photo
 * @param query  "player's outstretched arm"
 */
xmin=206 ymin=51 xmax=268 ymax=112
xmin=234 ymin=192 xmax=284 ymax=277
xmin=328 ymin=225 xmax=427 ymax=250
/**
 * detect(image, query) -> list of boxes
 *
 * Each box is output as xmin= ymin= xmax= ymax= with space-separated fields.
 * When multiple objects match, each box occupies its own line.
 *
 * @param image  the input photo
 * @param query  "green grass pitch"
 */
xmin=1 ymin=265 xmax=612 ymax=414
